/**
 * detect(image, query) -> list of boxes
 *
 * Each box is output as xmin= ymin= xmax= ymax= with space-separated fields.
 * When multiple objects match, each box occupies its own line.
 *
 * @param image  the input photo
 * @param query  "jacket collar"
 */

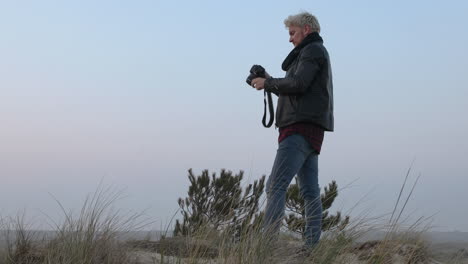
xmin=282 ymin=32 xmax=323 ymax=71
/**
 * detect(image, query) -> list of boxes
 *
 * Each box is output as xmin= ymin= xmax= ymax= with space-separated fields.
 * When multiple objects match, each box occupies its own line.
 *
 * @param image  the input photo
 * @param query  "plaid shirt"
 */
xmin=278 ymin=122 xmax=325 ymax=154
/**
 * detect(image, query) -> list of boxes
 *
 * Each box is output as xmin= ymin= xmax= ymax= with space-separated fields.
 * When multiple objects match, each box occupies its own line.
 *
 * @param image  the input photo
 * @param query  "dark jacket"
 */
xmin=264 ymin=32 xmax=334 ymax=131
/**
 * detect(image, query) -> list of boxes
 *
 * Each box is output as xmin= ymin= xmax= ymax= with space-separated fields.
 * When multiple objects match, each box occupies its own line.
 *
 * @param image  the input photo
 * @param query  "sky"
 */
xmin=1 ymin=0 xmax=468 ymax=231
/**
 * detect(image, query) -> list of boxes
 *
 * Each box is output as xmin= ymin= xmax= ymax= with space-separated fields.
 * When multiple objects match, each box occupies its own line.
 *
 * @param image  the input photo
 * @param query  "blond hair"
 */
xmin=284 ymin=12 xmax=321 ymax=33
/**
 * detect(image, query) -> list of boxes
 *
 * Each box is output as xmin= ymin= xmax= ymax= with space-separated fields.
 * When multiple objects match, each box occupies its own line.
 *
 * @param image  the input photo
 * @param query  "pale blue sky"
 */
xmin=1 ymin=1 xmax=467 ymax=231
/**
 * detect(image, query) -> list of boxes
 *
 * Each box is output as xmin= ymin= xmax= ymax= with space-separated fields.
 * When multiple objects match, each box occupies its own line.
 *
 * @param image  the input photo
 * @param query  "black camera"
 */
xmin=246 ymin=64 xmax=274 ymax=128
xmin=246 ymin=65 xmax=266 ymax=86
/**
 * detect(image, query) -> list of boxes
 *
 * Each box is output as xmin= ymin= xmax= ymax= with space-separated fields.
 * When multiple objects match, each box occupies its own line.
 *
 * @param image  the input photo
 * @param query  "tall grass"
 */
xmin=0 ymin=205 xmax=434 ymax=264
xmin=0 ymin=186 xmax=148 ymax=264
xmin=2 ymin=170 xmax=464 ymax=264
xmin=146 ymin=219 xmax=430 ymax=264
xmin=145 ymin=167 xmax=438 ymax=264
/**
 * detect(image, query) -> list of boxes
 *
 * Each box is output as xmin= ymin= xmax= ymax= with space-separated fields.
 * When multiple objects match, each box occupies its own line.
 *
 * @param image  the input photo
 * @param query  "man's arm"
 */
xmin=266 ymin=78 xmax=279 ymax=96
xmin=250 ymin=72 xmax=279 ymax=96
xmin=264 ymin=45 xmax=323 ymax=95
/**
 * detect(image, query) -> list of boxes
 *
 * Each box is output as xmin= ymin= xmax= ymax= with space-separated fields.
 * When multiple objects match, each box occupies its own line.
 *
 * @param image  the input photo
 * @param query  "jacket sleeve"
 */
xmin=266 ymin=80 xmax=279 ymax=97
xmin=264 ymin=45 xmax=323 ymax=95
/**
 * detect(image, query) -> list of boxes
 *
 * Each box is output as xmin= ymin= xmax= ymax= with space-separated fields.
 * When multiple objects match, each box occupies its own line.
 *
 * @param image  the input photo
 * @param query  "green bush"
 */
xmin=174 ymin=169 xmax=265 ymax=239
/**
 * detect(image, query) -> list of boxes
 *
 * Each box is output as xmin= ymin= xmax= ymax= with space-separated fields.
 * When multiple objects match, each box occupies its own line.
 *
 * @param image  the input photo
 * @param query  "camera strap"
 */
xmin=262 ymin=91 xmax=274 ymax=128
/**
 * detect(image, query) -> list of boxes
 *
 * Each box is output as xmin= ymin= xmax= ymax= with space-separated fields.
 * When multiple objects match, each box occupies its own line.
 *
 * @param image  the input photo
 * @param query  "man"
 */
xmin=250 ymin=11 xmax=334 ymax=248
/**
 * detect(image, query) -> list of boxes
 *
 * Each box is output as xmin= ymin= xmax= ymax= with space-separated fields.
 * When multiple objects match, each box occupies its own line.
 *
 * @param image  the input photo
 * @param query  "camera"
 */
xmin=246 ymin=64 xmax=274 ymax=128
xmin=246 ymin=65 xmax=266 ymax=86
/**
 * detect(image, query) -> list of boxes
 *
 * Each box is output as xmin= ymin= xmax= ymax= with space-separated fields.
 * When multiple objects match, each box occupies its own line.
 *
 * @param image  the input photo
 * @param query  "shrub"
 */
xmin=174 ymin=169 xmax=265 ymax=239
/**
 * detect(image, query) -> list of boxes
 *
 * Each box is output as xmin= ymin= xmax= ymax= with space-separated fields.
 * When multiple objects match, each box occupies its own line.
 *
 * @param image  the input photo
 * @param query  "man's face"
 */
xmin=288 ymin=25 xmax=310 ymax=47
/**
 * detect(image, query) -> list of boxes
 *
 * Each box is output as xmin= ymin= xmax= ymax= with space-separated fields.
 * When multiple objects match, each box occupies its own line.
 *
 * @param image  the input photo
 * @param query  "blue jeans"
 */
xmin=264 ymin=134 xmax=322 ymax=247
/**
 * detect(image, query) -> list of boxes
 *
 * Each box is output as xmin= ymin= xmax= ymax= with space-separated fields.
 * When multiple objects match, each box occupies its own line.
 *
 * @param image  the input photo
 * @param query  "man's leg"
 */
xmin=264 ymin=134 xmax=312 ymax=242
xmin=297 ymin=152 xmax=322 ymax=247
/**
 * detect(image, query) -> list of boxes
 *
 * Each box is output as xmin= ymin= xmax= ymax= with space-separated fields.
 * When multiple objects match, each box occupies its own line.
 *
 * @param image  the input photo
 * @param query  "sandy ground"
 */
xmin=126 ymin=239 xmax=468 ymax=264
xmin=2 ymin=232 xmax=468 ymax=263
xmin=128 ymin=251 xmax=450 ymax=264
xmin=128 ymin=251 xmax=468 ymax=264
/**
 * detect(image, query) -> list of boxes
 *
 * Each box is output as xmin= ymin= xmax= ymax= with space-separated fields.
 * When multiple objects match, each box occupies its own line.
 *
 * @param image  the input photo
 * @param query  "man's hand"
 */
xmin=251 ymin=77 xmax=266 ymax=90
